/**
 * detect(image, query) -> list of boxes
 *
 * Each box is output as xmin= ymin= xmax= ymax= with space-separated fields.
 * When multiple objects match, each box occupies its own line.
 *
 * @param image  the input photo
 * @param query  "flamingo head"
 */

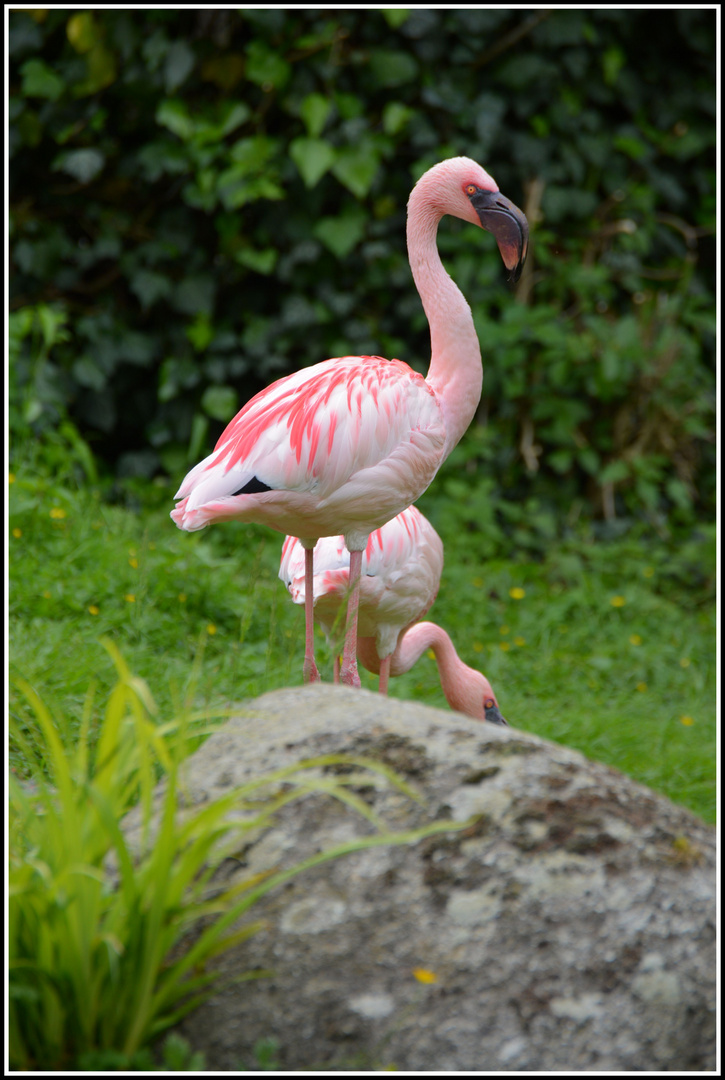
xmin=410 ymin=156 xmax=529 ymax=284
xmin=468 ymin=186 xmax=529 ymax=285
xmin=483 ymin=694 xmax=508 ymax=726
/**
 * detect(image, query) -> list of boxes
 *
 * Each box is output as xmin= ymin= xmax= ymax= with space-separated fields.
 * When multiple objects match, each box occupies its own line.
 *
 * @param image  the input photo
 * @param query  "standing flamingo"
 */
xmin=171 ymin=156 xmax=528 ymax=687
xmin=279 ymin=506 xmax=507 ymax=724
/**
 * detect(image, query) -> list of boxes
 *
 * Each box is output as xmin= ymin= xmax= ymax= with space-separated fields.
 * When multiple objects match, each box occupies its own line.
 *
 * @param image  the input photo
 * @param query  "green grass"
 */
xmin=9 ymin=458 xmax=716 ymax=823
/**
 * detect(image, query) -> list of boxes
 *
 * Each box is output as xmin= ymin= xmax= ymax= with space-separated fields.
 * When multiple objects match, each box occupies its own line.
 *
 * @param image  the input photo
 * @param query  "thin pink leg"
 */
xmin=302 ymin=546 xmax=320 ymax=684
xmin=333 ymin=656 xmax=340 ymax=684
xmin=340 ymin=548 xmax=362 ymax=688
xmin=378 ymin=655 xmax=391 ymax=695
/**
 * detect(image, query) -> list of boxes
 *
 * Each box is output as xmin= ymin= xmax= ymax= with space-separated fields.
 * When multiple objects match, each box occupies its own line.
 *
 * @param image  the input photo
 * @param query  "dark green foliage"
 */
xmin=9 ymin=8 xmax=715 ymax=539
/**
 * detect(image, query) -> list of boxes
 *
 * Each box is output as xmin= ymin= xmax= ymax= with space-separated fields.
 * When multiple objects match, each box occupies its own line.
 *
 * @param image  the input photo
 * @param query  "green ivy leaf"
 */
xmin=186 ymin=314 xmax=214 ymax=352
xmin=74 ymin=43 xmax=117 ymax=97
xmin=175 ymin=277 xmax=215 ymax=317
xmin=313 ymin=208 xmax=367 ymax=258
xmin=21 ymin=59 xmax=64 ymax=101
xmin=331 ymin=146 xmax=380 ymax=198
xmin=614 ymin=133 xmax=649 ymax=161
xmin=156 ymin=100 xmax=195 ymax=141
xmin=600 ymin=460 xmax=630 ymax=485
xmin=164 ymin=41 xmax=195 ymax=93
xmin=549 ymin=450 xmax=573 ymax=474
xmin=369 ymin=49 xmax=419 ymax=88
xmin=290 ymin=137 xmax=336 ymax=188
xmin=299 ymin=93 xmax=332 ymax=138
xmin=603 ymin=45 xmax=625 ymax=86
xmin=578 ymin=448 xmax=600 ymax=475
xmin=235 ymin=247 xmax=278 ymax=275
xmin=194 ymin=102 xmax=251 ymax=146
xmin=217 ymin=168 xmax=284 ymax=211
xmin=381 ymin=9 xmax=411 ymax=29
xmin=229 ymin=135 xmax=277 ymax=171
xmin=52 ymin=148 xmax=105 ymax=184
xmin=36 ymin=305 xmax=70 ymax=351
xmin=72 ymin=356 xmax=106 ymax=392
xmin=382 ymin=102 xmax=413 ymax=136
xmin=245 ymin=42 xmax=291 ymax=89
xmin=129 ymin=270 xmax=172 ymax=311
xmin=66 ymin=12 xmax=96 ymax=53
xmin=201 ymin=385 xmax=238 ymax=422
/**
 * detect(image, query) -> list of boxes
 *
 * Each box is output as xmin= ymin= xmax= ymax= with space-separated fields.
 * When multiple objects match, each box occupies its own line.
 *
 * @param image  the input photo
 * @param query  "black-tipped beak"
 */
xmin=484 ymin=702 xmax=508 ymax=726
xmin=469 ymin=189 xmax=529 ymax=284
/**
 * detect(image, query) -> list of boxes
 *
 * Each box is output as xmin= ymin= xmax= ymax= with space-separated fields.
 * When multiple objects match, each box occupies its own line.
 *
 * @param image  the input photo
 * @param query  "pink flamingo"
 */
xmin=171 ymin=157 xmax=528 ymax=687
xmin=279 ymin=506 xmax=507 ymax=724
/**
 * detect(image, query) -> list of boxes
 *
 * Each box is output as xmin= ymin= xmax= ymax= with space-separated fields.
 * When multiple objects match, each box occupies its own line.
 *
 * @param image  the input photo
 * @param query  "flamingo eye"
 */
xmin=465 ymin=184 xmax=477 ymax=196
xmin=484 ymin=698 xmax=494 ymax=709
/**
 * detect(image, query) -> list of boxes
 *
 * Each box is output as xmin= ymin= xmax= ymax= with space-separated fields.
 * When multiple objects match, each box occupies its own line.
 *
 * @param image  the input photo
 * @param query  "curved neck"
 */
xmin=407 ymin=184 xmax=483 ymax=458
xmin=390 ymin=621 xmax=485 ymax=720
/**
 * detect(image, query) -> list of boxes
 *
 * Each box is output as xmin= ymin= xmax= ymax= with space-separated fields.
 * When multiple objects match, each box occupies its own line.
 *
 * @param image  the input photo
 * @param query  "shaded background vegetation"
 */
xmin=9 ymin=7 xmax=716 ymax=555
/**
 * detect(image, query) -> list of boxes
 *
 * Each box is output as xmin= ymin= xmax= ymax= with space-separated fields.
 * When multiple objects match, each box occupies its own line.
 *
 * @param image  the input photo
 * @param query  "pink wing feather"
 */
xmin=279 ymin=505 xmax=444 ymax=657
xmin=172 ymin=356 xmax=445 ymax=540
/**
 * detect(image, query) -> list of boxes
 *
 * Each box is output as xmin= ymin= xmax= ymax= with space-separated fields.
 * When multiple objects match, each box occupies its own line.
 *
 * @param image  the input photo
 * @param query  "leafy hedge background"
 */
xmin=9 ymin=7 xmax=716 ymax=553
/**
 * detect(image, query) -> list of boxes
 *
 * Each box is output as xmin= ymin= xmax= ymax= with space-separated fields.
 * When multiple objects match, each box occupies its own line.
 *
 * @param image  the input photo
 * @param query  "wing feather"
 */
xmin=175 ymin=356 xmax=442 ymax=506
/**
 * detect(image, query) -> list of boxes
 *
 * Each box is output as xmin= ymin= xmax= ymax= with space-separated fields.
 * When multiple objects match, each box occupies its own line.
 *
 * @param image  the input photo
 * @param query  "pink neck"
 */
xmin=357 ymin=621 xmax=488 ymax=721
xmin=407 ymin=180 xmax=483 ymax=458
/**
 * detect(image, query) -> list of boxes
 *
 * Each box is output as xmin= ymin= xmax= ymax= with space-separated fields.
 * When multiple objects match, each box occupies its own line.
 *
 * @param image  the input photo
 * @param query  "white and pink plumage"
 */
xmin=279 ymin=506 xmax=507 ymax=725
xmin=171 ymin=156 xmax=528 ymax=687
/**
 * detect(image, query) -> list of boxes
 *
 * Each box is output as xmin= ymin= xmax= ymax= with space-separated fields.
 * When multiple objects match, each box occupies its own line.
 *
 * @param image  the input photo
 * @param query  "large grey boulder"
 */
xmin=169 ymin=685 xmax=714 ymax=1071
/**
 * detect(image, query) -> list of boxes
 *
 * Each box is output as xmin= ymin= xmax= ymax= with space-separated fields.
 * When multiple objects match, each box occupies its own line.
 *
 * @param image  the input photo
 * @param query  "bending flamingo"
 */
xmin=171 ymin=156 xmax=528 ymax=687
xmin=279 ymin=506 xmax=507 ymax=724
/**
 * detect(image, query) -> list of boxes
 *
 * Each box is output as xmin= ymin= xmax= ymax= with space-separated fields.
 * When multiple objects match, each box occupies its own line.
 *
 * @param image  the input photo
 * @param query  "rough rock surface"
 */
xmin=165 ymin=685 xmax=715 ymax=1071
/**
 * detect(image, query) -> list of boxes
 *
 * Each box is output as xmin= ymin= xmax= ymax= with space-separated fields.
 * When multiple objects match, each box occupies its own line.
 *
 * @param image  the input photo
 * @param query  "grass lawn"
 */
xmin=9 ymin=460 xmax=716 ymax=824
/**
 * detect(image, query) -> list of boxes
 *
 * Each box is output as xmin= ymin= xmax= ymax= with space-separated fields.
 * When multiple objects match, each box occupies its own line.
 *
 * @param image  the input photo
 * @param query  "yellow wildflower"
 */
xmin=207 ymin=623 xmax=217 ymax=635
xmin=124 ymin=594 xmax=135 ymax=603
xmin=514 ymin=636 xmax=526 ymax=646
xmin=49 ymin=507 xmax=67 ymax=519
xmin=680 ymin=715 xmax=694 ymax=726
xmin=178 ymin=593 xmax=187 ymax=603
xmin=629 ymin=634 xmax=642 ymax=646
xmin=88 ymin=605 xmax=99 ymax=615
xmin=412 ymin=968 xmax=437 ymax=984
xmin=12 ymin=528 xmax=22 ymax=538
xmin=636 ymin=682 xmax=647 ymax=692
xmin=509 ymin=587 xmax=525 ymax=599
xmin=500 ymin=641 xmax=510 ymax=651
xmin=500 ymin=625 xmax=509 ymax=635
xmin=129 ymin=557 xmax=138 ymax=568
xmin=610 ymin=595 xmax=626 ymax=607
xmin=679 ymin=658 xmax=691 ymax=668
